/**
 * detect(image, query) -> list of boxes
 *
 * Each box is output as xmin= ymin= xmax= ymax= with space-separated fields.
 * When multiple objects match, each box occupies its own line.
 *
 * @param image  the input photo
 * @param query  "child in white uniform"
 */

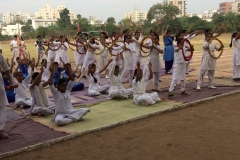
xmin=47 ymin=35 xmax=57 ymax=64
xmin=49 ymin=63 xmax=90 ymax=126
xmin=107 ymin=53 xmax=133 ymax=99
xmin=10 ymin=35 xmax=19 ymax=64
xmin=132 ymin=31 xmax=143 ymax=66
xmin=0 ymin=53 xmax=14 ymax=139
xmin=229 ymin=32 xmax=240 ymax=81
xmin=118 ymin=35 xmax=136 ymax=86
xmin=132 ymin=61 xmax=161 ymax=106
xmin=73 ymin=37 xmax=86 ymax=72
xmin=98 ymin=35 xmax=110 ymax=78
xmin=29 ymin=66 xmax=55 ymax=117
xmin=14 ymin=61 xmax=35 ymax=108
xmin=87 ymin=59 xmax=112 ymax=96
xmin=81 ymin=38 xmax=99 ymax=75
xmin=197 ymin=33 xmax=224 ymax=90
xmin=54 ymin=37 xmax=69 ymax=66
xmin=168 ymin=38 xmax=189 ymax=97
xmin=143 ymin=34 xmax=163 ymax=90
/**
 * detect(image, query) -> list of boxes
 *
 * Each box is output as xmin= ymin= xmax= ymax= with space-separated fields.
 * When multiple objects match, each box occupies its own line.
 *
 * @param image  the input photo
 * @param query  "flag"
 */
xmin=77 ymin=24 xmax=81 ymax=32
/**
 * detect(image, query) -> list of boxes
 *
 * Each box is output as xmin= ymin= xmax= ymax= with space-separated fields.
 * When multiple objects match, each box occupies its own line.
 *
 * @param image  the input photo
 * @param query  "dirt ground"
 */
xmin=3 ymin=93 xmax=240 ymax=160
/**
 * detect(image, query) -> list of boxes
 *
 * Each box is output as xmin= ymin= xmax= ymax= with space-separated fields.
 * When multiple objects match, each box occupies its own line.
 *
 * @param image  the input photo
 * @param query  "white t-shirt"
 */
xmin=10 ymin=40 xmax=18 ymax=51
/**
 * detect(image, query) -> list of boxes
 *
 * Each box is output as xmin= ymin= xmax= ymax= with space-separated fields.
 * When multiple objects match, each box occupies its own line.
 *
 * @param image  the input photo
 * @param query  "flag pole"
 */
xmin=17 ymin=23 xmax=23 ymax=58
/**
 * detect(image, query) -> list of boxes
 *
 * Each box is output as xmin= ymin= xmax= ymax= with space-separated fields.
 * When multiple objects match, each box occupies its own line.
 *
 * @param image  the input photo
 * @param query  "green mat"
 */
xmin=32 ymin=100 xmax=181 ymax=134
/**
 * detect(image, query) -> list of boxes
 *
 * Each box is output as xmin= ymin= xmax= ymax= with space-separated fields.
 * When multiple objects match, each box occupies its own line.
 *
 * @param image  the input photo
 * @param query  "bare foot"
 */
xmin=37 ymin=112 xmax=43 ymax=117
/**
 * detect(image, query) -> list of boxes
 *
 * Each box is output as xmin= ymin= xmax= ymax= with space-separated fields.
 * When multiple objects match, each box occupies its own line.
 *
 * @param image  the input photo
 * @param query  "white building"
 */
xmin=1 ymin=23 xmax=24 ymax=35
xmin=89 ymin=16 xmax=96 ymax=25
xmin=124 ymin=8 xmax=147 ymax=22
xmin=202 ymin=10 xmax=218 ymax=20
xmin=31 ymin=19 xmax=58 ymax=30
xmin=2 ymin=11 xmax=34 ymax=24
xmin=163 ymin=0 xmax=186 ymax=17
xmin=0 ymin=13 xmax=3 ymax=22
xmin=186 ymin=13 xmax=203 ymax=19
xmin=35 ymin=4 xmax=76 ymax=23
xmin=232 ymin=0 xmax=240 ymax=13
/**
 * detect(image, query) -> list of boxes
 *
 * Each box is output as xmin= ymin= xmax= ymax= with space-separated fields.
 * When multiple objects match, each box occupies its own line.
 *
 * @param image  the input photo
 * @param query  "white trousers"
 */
xmin=0 ymin=106 xmax=6 ymax=130
xmin=31 ymin=106 xmax=54 ymax=116
xmin=197 ymin=70 xmax=215 ymax=86
xmin=186 ymin=62 xmax=190 ymax=74
xmin=55 ymin=114 xmax=74 ymax=126
xmin=233 ymin=65 xmax=240 ymax=79
xmin=15 ymin=98 xmax=32 ymax=107
xmin=153 ymin=72 xmax=160 ymax=89
xmin=169 ymin=80 xmax=185 ymax=92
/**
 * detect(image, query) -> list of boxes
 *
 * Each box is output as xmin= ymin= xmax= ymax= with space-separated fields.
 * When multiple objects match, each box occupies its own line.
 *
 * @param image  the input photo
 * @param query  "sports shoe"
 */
xmin=204 ymin=75 xmax=208 ymax=79
xmin=168 ymin=92 xmax=174 ymax=97
xmin=181 ymin=91 xmax=189 ymax=96
xmin=0 ymin=131 xmax=8 ymax=139
xmin=208 ymin=85 xmax=216 ymax=89
xmin=105 ymin=75 xmax=108 ymax=79
xmin=197 ymin=85 xmax=201 ymax=90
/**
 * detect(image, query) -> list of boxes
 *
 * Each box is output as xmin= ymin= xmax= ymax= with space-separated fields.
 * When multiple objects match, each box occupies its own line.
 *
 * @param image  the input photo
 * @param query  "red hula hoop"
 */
xmin=181 ymin=39 xmax=194 ymax=61
xmin=48 ymin=36 xmax=62 ymax=51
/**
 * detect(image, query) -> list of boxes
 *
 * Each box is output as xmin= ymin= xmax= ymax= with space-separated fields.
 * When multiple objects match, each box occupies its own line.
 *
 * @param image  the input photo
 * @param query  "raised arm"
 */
xmin=213 ymin=23 xmax=225 ymax=38
xmin=156 ymin=19 xmax=162 ymax=35
xmin=35 ymin=54 xmax=40 ymax=68
xmin=10 ymin=55 xmax=15 ymax=73
xmin=99 ymin=59 xmax=113 ymax=74
xmin=30 ymin=66 xmax=43 ymax=89
xmin=130 ymin=23 xmax=134 ymax=35
xmin=141 ymin=21 xmax=145 ymax=36
xmin=148 ymin=62 xmax=153 ymax=80
xmin=163 ymin=25 xmax=169 ymax=39
xmin=23 ymin=59 xmax=35 ymax=85
xmin=136 ymin=61 xmax=141 ymax=82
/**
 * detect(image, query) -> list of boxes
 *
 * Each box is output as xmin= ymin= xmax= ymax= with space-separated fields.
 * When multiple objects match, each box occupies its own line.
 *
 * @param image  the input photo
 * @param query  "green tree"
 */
xmin=73 ymin=14 xmax=93 ymax=32
xmin=9 ymin=19 xmax=25 ymax=25
xmin=147 ymin=3 xmax=180 ymax=21
xmin=57 ymin=8 xmax=71 ymax=29
xmin=105 ymin=17 xmax=117 ymax=34
xmin=26 ymin=19 xmax=32 ymax=25
xmin=107 ymin=17 xmax=116 ymax=24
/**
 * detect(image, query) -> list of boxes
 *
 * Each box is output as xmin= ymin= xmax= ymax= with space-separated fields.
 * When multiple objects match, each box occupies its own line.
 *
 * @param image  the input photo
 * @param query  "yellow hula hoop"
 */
xmin=42 ymin=38 xmax=49 ymax=54
xmin=68 ymin=36 xmax=78 ymax=51
xmin=87 ymin=36 xmax=106 ymax=55
xmin=109 ymin=40 xmax=126 ymax=56
xmin=207 ymin=37 xmax=224 ymax=59
xmin=140 ymin=36 xmax=153 ymax=58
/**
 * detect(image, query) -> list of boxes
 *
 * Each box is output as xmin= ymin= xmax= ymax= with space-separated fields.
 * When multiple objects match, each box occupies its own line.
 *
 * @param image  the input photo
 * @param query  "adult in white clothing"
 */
xmin=197 ymin=33 xmax=224 ymax=90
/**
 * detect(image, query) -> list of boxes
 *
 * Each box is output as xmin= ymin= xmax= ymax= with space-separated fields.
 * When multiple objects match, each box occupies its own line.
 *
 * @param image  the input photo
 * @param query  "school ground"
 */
xmin=1 ymin=35 xmax=240 ymax=160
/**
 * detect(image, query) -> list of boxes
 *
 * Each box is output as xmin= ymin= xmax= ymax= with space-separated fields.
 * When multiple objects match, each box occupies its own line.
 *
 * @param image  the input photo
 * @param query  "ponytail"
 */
xmin=229 ymin=32 xmax=238 ymax=48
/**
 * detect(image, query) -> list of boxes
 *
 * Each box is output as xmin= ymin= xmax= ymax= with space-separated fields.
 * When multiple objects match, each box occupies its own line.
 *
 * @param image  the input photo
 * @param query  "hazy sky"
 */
xmin=0 ymin=0 xmax=224 ymax=22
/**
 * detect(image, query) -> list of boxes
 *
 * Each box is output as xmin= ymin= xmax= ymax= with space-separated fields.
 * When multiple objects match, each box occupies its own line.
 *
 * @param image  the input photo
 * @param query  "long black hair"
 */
xmin=229 ymin=32 xmax=238 ymax=48
xmin=124 ymin=34 xmax=132 ymax=42
xmin=57 ymin=78 xmax=68 ymax=86
xmin=88 ymin=63 xmax=98 ymax=83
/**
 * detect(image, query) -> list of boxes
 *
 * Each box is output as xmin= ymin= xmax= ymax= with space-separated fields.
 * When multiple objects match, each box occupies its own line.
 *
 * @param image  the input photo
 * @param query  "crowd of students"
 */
xmin=0 ymin=21 xmax=234 ymax=139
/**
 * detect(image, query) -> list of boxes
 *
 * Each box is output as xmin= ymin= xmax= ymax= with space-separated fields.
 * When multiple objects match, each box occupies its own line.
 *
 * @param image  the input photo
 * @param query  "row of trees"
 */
xmin=1 ymin=3 xmax=238 ymax=41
